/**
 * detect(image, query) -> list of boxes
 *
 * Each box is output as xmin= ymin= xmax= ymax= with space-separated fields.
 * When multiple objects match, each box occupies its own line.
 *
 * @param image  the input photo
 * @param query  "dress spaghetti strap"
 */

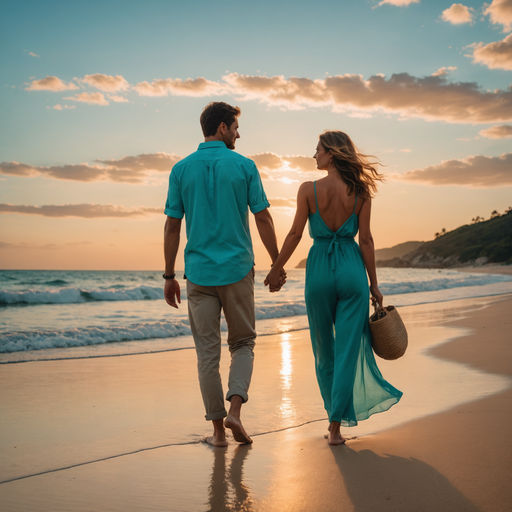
xmin=313 ymin=181 xmax=319 ymax=213
xmin=353 ymin=195 xmax=358 ymax=214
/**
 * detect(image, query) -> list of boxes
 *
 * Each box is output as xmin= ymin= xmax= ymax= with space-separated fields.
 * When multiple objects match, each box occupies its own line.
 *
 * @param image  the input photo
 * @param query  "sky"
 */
xmin=0 ymin=0 xmax=511 ymax=270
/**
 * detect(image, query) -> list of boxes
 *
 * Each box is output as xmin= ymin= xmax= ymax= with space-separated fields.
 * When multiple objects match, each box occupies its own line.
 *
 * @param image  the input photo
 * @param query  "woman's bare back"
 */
xmin=307 ymin=176 xmax=363 ymax=232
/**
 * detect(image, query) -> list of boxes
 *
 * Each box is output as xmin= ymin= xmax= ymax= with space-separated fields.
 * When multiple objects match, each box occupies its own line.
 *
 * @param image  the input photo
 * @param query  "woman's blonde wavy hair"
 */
xmin=318 ymin=130 xmax=384 ymax=201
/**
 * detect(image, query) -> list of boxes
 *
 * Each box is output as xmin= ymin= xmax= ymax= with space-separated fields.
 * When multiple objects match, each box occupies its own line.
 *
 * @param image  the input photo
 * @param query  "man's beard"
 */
xmin=223 ymin=133 xmax=235 ymax=150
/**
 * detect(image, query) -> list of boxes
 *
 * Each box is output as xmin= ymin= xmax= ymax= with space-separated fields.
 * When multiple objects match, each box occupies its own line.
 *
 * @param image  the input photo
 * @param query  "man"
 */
xmin=163 ymin=102 xmax=284 ymax=446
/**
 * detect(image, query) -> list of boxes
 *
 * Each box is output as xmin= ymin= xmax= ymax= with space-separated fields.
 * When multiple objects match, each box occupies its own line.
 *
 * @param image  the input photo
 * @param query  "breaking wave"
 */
xmin=0 ymin=285 xmax=164 ymax=305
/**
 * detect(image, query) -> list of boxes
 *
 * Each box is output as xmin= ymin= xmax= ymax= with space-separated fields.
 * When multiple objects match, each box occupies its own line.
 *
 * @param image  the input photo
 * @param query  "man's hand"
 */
xmin=264 ymin=268 xmax=287 ymax=293
xmin=164 ymin=279 xmax=181 ymax=308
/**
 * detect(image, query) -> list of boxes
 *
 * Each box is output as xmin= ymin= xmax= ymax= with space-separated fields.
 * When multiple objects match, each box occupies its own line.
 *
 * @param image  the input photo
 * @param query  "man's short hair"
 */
xmin=200 ymin=102 xmax=241 ymax=137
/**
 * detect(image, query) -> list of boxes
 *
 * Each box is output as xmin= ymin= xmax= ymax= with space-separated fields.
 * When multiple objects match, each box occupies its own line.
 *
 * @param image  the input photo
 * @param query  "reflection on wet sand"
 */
xmin=206 ymin=445 xmax=253 ymax=512
xmin=279 ymin=334 xmax=297 ymax=422
xmin=332 ymin=445 xmax=480 ymax=512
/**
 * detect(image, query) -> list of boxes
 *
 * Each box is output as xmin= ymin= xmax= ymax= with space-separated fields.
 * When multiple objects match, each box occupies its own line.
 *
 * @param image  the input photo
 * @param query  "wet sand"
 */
xmin=1 ymin=295 xmax=511 ymax=511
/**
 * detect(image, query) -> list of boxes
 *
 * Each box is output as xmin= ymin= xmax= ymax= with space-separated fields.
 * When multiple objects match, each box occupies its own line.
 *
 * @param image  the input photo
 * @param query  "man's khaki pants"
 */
xmin=187 ymin=268 xmax=256 ymax=421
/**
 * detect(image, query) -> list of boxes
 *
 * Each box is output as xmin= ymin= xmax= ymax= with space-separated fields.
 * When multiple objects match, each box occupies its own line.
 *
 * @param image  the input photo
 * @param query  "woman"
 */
xmin=265 ymin=131 xmax=402 ymax=445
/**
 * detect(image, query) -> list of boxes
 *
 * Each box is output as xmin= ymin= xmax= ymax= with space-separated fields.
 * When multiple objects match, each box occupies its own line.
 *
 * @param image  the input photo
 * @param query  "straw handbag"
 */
xmin=369 ymin=304 xmax=408 ymax=360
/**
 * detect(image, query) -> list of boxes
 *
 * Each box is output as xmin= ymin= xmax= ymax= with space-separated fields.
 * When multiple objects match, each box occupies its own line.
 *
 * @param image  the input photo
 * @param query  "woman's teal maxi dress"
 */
xmin=305 ymin=182 xmax=402 ymax=426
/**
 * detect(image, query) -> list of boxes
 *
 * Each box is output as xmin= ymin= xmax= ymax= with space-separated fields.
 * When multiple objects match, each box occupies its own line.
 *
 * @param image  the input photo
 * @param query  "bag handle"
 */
xmin=371 ymin=297 xmax=383 ymax=313
xmin=371 ymin=298 xmax=386 ymax=319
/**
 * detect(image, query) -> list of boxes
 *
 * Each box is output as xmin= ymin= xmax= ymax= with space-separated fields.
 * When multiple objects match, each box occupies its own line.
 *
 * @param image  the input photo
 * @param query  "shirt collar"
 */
xmin=198 ymin=141 xmax=227 ymax=150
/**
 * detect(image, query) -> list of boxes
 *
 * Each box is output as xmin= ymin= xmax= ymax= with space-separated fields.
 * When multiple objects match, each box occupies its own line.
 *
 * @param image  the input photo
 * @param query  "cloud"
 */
xmin=0 ymin=151 xmax=320 ymax=184
xmin=28 ymin=52 xmax=40 ymax=58
xmin=400 ymin=152 xmax=512 ymax=187
xmin=441 ymin=4 xmax=474 ymax=24
xmin=95 ymin=152 xmax=182 ymax=172
xmin=479 ymin=124 xmax=512 ymax=138
xmin=63 ymin=92 xmax=109 ymax=105
xmin=134 ymin=77 xmax=227 ymax=97
xmin=469 ymin=34 xmax=512 ymax=71
xmin=268 ymin=198 xmax=297 ymax=207
xmin=248 ymin=153 xmax=285 ymax=170
xmin=0 ymin=162 xmax=109 ymax=181
xmin=109 ymin=94 xmax=129 ymax=103
xmin=132 ymin=72 xmax=512 ymax=124
xmin=81 ymin=74 xmax=130 ymax=92
xmin=0 ymin=152 xmax=182 ymax=183
xmin=22 ymin=70 xmax=512 ymax=124
xmin=248 ymin=152 xmax=317 ymax=173
xmin=0 ymin=241 xmax=96 ymax=250
xmin=376 ymin=0 xmax=420 ymax=6
xmin=484 ymin=0 xmax=512 ymax=33
xmin=229 ymin=72 xmax=512 ymax=123
xmin=431 ymin=67 xmax=457 ymax=77
xmin=49 ymin=104 xmax=76 ymax=110
xmin=0 ymin=203 xmax=162 ymax=218
xmin=25 ymin=76 xmax=79 ymax=91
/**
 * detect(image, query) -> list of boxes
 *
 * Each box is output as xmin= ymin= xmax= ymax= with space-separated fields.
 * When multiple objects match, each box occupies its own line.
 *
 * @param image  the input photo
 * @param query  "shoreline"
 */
xmin=455 ymin=264 xmax=512 ymax=275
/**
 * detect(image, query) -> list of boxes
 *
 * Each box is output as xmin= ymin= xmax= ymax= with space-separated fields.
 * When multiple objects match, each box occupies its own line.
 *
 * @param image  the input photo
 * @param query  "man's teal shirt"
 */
xmin=164 ymin=141 xmax=270 ymax=286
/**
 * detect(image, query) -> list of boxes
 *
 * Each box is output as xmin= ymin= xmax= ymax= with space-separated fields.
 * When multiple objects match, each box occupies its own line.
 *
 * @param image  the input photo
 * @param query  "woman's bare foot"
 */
xmin=327 ymin=421 xmax=346 ymax=446
xmin=328 ymin=431 xmax=346 ymax=446
xmin=225 ymin=415 xmax=253 ymax=444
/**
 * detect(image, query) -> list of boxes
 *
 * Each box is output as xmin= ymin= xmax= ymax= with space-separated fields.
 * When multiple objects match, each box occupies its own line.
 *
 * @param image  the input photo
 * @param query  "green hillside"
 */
xmin=403 ymin=210 xmax=512 ymax=266
xmin=375 ymin=241 xmax=425 ymax=261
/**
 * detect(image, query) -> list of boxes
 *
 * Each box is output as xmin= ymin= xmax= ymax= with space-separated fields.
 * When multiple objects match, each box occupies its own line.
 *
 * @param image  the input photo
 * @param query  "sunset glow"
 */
xmin=1 ymin=0 xmax=510 ymax=270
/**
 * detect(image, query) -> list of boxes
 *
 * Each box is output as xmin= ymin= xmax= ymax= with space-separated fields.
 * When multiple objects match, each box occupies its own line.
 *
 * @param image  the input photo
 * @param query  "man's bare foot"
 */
xmin=204 ymin=418 xmax=228 ymax=447
xmin=225 ymin=415 xmax=253 ymax=444
xmin=204 ymin=435 xmax=228 ymax=447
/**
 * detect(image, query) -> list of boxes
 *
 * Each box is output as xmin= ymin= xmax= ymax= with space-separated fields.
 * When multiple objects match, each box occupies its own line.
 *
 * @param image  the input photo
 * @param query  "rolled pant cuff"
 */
xmin=205 ymin=410 xmax=227 ymax=421
xmin=226 ymin=389 xmax=249 ymax=403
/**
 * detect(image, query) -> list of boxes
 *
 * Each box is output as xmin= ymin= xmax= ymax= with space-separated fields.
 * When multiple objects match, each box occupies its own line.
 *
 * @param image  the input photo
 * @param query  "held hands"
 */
xmin=164 ymin=279 xmax=181 ymax=308
xmin=264 ymin=267 xmax=287 ymax=293
xmin=370 ymin=284 xmax=383 ymax=309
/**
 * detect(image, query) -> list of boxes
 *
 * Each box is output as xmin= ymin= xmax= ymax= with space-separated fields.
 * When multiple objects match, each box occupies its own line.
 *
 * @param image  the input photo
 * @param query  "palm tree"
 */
xmin=491 ymin=210 xmax=499 ymax=219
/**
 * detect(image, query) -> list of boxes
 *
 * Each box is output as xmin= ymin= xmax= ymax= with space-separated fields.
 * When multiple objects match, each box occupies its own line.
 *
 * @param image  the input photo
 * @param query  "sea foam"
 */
xmin=0 ymin=285 xmax=164 ymax=305
xmin=0 ymin=320 xmax=192 ymax=353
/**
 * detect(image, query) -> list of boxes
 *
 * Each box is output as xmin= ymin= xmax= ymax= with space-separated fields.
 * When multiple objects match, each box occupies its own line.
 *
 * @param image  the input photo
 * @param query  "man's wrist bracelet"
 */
xmin=162 ymin=273 xmax=176 ymax=280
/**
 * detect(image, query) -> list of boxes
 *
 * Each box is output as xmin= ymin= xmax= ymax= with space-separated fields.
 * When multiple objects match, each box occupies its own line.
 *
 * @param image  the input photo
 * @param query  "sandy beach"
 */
xmin=457 ymin=265 xmax=512 ymax=276
xmin=1 ymin=292 xmax=511 ymax=511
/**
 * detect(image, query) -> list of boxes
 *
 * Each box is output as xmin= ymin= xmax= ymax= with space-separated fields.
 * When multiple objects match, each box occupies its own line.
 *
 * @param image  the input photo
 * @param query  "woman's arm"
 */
xmin=264 ymin=182 xmax=311 ymax=290
xmin=358 ymin=199 xmax=383 ymax=307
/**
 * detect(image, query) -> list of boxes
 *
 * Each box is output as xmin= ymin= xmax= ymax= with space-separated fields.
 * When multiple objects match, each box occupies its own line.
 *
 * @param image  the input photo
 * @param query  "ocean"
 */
xmin=1 ymin=268 xmax=512 ymax=363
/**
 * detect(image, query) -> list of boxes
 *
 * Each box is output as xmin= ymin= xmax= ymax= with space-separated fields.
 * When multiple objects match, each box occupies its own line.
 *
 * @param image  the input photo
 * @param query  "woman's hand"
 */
xmin=370 ymin=284 xmax=383 ymax=309
xmin=264 ymin=267 xmax=286 ymax=292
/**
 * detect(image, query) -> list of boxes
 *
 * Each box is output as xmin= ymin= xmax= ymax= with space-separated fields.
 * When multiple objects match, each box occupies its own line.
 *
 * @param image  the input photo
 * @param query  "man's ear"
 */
xmin=218 ymin=122 xmax=227 ymax=135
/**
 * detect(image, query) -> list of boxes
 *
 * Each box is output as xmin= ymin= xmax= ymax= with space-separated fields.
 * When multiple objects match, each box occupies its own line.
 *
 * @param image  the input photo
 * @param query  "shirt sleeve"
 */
xmin=164 ymin=168 xmax=185 ymax=219
xmin=248 ymin=161 xmax=270 ymax=214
